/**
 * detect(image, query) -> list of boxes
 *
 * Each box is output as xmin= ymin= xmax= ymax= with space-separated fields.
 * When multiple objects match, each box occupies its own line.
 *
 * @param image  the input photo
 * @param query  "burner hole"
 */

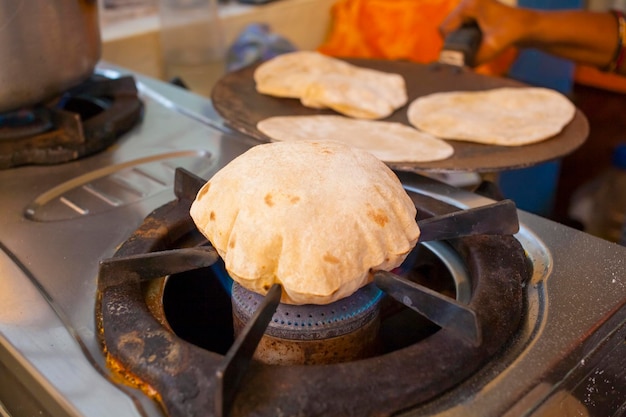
xmin=60 ymin=95 xmax=112 ymax=120
xmin=161 ymin=263 xmax=234 ymax=355
xmin=377 ymin=242 xmax=462 ymax=352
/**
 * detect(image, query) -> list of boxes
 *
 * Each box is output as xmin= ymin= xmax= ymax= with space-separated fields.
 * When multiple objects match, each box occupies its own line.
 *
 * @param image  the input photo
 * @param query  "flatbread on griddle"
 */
xmin=300 ymin=74 xmax=396 ymax=119
xmin=254 ymin=51 xmax=353 ymax=98
xmin=254 ymin=51 xmax=407 ymax=120
xmin=257 ymin=115 xmax=454 ymax=163
xmin=189 ymin=140 xmax=420 ymax=305
xmin=407 ymin=87 xmax=576 ymax=146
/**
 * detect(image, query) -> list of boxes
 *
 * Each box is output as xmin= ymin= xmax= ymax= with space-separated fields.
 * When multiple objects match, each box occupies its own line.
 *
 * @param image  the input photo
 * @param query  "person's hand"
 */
xmin=440 ymin=0 xmax=531 ymax=66
xmin=442 ymin=0 xmax=623 ymax=73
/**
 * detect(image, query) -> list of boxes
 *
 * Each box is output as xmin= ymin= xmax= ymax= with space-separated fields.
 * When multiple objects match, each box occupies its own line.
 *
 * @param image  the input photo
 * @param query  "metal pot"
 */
xmin=0 ymin=0 xmax=101 ymax=113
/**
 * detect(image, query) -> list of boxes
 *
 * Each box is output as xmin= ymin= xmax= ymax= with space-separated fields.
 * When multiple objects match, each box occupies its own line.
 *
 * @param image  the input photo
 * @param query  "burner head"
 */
xmin=232 ymin=282 xmax=383 ymax=365
xmin=0 ymin=108 xmax=54 ymax=140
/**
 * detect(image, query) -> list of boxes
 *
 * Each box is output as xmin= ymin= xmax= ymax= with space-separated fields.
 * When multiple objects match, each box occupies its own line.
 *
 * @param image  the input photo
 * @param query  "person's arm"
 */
xmin=440 ymin=0 xmax=624 ymax=74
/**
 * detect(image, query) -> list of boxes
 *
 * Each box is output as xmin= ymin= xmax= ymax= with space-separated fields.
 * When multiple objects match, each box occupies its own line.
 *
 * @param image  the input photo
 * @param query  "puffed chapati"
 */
xmin=189 ymin=140 xmax=420 ymax=305
xmin=257 ymin=115 xmax=454 ymax=163
xmin=253 ymin=51 xmax=407 ymax=119
xmin=407 ymin=87 xmax=576 ymax=146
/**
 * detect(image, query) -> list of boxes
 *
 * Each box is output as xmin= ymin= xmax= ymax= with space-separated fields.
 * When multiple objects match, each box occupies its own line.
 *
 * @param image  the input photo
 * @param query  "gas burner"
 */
xmin=96 ymin=169 xmax=529 ymax=417
xmin=231 ymin=280 xmax=383 ymax=365
xmin=0 ymin=75 xmax=143 ymax=169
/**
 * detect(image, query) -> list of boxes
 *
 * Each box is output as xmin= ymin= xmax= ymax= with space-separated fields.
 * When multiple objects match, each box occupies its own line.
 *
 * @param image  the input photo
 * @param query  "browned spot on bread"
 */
xmin=229 ymin=237 xmax=236 ymax=249
xmin=323 ymin=253 xmax=340 ymax=264
xmin=265 ymin=193 xmax=274 ymax=207
xmin=196 ymin=182 xmax=210 ymax=199
xmin=290 ymin=195 xmax=300 ymax=204
xmin=310 ymin=142 xmax=335 ymax=155
xmin=209 ymin=211 xmax=216 ymax=221
xmin=368 ymin=208 xmax=389 ymax=227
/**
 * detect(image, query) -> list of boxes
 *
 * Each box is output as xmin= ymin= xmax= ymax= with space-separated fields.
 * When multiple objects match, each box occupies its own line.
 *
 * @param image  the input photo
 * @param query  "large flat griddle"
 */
xmin=211 ymin=58 xmax=589 ymax=173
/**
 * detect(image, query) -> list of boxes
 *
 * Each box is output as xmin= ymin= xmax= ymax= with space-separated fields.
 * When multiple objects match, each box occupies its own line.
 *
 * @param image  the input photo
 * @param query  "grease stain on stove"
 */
xmin=104 ymin=349 xmax=162 ymax=404
xmin=117 ymin=330 xmax=146 ymax=362
xmin=23 ymin=150 xmax=217 ymax=221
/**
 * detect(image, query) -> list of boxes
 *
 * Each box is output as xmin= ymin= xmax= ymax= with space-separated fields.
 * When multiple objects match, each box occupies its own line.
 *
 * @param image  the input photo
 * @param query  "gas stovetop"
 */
xmin=0 ymin=63 xmax=625 ymax=417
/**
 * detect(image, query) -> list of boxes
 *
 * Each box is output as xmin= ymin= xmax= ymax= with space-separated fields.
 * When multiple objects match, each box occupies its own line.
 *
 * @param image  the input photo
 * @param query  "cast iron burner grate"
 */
xmin=0 ymin=75 xmax=143 ymax=169
xmin=96 ymin=169 xmax=529 ymax=417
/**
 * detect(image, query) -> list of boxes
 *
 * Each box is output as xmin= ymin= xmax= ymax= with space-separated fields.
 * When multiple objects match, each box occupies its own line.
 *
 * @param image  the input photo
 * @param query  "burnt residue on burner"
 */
xmin=0 ymin=75 xmax=143 ymax=169
xmin=96 ymin=170 xmax=529 ymax=417
xmin=97 ymin=197 xmax=224 ymax=417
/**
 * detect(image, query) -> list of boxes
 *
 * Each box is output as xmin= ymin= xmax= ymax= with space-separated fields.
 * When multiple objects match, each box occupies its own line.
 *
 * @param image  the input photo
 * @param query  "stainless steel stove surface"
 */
xmin=1 ymin=64 xmax=625 ymax=417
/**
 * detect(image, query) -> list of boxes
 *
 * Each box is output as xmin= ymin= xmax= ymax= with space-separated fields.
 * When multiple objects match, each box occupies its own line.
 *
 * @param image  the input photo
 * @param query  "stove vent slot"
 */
xmin=24 ymin=151 xmax=214 ymax=222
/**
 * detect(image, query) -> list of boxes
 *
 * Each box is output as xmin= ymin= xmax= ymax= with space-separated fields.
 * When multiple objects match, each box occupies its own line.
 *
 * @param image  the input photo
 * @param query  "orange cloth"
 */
xmin=317 ymin=0 xmax=517 ymax=76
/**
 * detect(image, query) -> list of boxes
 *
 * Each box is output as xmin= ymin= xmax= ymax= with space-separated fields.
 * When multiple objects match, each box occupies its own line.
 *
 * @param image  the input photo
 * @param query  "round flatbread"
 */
xmin=257 ymin=115 xmax=454 ymax=163
xmin=254 ymin=51 xmax=407 ymax=120
xmin=300 ymin=74 xmax=396 ymax=119
xmin=189 ymin=140 xmax=420 ymax=305
xmin=407 ymin=87 xmax=576 ymax=146
xmin=254 ymin=51 xmax=353 ymax=99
